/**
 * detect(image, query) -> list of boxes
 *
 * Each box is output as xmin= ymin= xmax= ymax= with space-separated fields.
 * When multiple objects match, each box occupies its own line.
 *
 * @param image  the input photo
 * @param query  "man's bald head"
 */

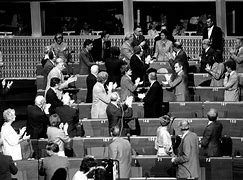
xmin=35 ymin=96 xmax=45 ymax=107
xmin=207 ymin=108 xmax=218 ymax=121
xmin=90 ymin=65 xmax=99 ymax=75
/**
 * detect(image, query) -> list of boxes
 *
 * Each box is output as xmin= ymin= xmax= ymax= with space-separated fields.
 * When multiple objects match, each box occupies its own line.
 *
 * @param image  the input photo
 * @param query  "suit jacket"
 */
xmin=0 ymin=83 xmax=9 ymax=127
xmin=108 ymin=137 xmax=132 ymax=179
xmin=105 ymin=57 xmax=124 ymax=86
xmin=39 ymin=154 xmax=69 ymax=180
xmin=231 ymin=46 xmax=243 ymax=72
xmin=171 ymin=50 xmax=189 ymax=75
xmin=86 ymin=73 xmax=97 ymax=103
xmin=201 ymin=121 xmax=223 ymax=157
xmin=224 ymin=70 xmax=239 ymax=101
xmin=91 ymin=82 xmax=111 ymax=118
xmin=120 ymin=41 xmax=134 ymax=62
xmin=106 ymin=103 xmax=133 ymax=133
xmin=130 ymin=54 xmax=149 ymax=83
xmin=174 ymin=131 xmax=200 ymax=179
xmin=91 ymin=38 xmax=111 ymax=61
xmin=79 ymin=48 xmax=96 ymax=75
xmin=209 ymin=62 xmax=225 ymax=87
xmin=42 ymin=59 xmax=55 ymax=89
xmin=120 ymin=75 xmax=137 ymax=101
xmin=46 ymin=88 xmax=63 ymax=114
xmin=143 ymin=81 xmax=163 ymax=118
xmin=26 ymin=105 xmax=49 ymax=139
xmin=0 ymin=153 xmax=18 ymax=180
xmin=203 ymin=25 xmax=223 ymax=51
xmin=200 ymin=47 xmax=215 ymax=73
xmin=56 ymin=105 xmax=84 ymax=137
xmin=169 ymin=70 xmax=189 ymax=101
xmin=131 ymin=34 xmax=150 ymax=56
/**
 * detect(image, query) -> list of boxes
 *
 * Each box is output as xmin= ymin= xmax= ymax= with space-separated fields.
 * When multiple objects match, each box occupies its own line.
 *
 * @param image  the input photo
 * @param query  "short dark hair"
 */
xmin=134 ymin=25 xmax=142 ymax=31
xmin=49 ymin=113 xmax=61 ymax=127
xmin=54 ymin=32 xmax=63 ymax=42
xmin=50 ymin=77 xmax=61 ymax=87
xmin=207 ymin=15 xmax=215 ymax=23
xmin=148 ymin=72 xmax=157 ymax=81
xmin=83 ymin=39 xmax=93 ymax=48
xmin=46 ymin=141 xmax=59 ymax=153
xmin=160 ymin=29 xmax=169 ymax=38
xmin=225 ymin=60 xmax=236 ymax=71
xmin=173 ymin=41 xmax=182 ymax=49
xmin=100 ymin=31 xmax=108 ymax=39
xmin=80 ymin=156 xmax=97 ymax=173
xmin=110 ymin=46 xmax=120 ymax=57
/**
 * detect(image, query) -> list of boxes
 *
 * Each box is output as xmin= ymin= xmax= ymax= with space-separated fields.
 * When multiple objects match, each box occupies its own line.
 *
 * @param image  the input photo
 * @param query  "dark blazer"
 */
xmin=26 ymin=105 xmax=50 ymax=139
xmin=105 ymin=57 xmax=124 ymax=86
xmin=42 ymin=59 xmax=55 ymax=89
xmin=0 ymin=153 xmax=18 ymax=180
xmin=131 ymin=34 xmax=150 ymax=56
xmin=171 ymin=50 xmax=189 ymax=75
xmin=201 ymin=121 xmax=223 ymax=157
xmin=203 ymin=25 xmax=223 ymax=51
xmin=200 ymin=47 xmax=215 ymax=73
xmin=91 ymin=38 xmax=111 ymax=61
xmin=46 ymin=88 xmax=63 ymax=115
xmin=143 ymin=81 xmax=163 ymax=118
xmin=106 ymin=103 xmax=133 ymax=134
xmin=130 ymin=54 xmax=149 ymax=83
xmin=79 ymin=48 xmax=96 ymax=75
xmin=173 ymin=131 xmax=200 ymax=179
xmin=86 ymin=73 xmax=97 ymax=103
xmin=56 ymin=105 xmax=84 ymax=137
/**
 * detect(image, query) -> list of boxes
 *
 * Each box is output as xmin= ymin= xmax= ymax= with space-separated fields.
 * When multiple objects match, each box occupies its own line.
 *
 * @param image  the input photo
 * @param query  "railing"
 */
xmin=0 ymin=35 xmax=235 ymax=78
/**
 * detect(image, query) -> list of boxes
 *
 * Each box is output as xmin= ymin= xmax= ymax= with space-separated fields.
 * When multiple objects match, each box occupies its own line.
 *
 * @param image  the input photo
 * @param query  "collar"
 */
xmin=208 ymin=121 xmax=213 ymax=125
xmin=111 ymin=101 xmax=119 ymax=108
xmin=182 ymin=130 xmax=189 ymax=139
xmin=205 ymin=47 xmax=210 ymax=52
xmin=136 ymin=54 xmax=142 ymax=60
xmin=208 ymin=25 xmax=214 ymax=30
xmin=150 ymin=80 xmax=156 ymax=87
xmin=125 ymin=74 xmax=131 ymax=80
xmin=177 ymin=49 xmax=181 ymax=56
xmin=91 ymin=73 xmax=97 ymax=78
xmin=177 ymin=70 xmax=183 ymax=75
xmin=50 ymin=87 xmax=57 ymax=93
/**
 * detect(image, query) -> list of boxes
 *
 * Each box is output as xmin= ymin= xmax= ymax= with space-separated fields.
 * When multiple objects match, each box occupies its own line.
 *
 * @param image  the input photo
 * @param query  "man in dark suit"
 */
xmin=170 ymin=41 xmax=189 ymax=75
xmin=106 ymin=92 xmax=133 ymax=135
xmin=202 ymin=15 xmax=223 ymax=58
xmin=0 ymin=79 xmax=13 ymax=128
xmin=46 ymin=77 xmax=63 ymax=114
xmin=86 ymin=65 xmax=98 ymax=103
xmin=131 ymin=26 xmax=150 ymax=57
xmin=0 ymin=152 xmax=18 ymax=180
xmin=91 ymin=31 xmax=111 ymax=62
xmin=200 ymin=39 xmax=215 ymax=73
xmin=26 ymin=95 xmax=50 ymax=139
xmin=171 ymin=120 xmax=200 ymax=179
xmin=79 ymin=39 xmax=97 ymax=75
xmin=42 ymin=51 xmax=55 ymax=89
xmin=201 ymin=108 xmax=223 ymax=157
xmin=138 ymin=71 xmax=163 ymax=118
xmin=130 ymin=46 xmax=150 ymax=83
xmin=56 ymin=93 xmax=85 ymax=137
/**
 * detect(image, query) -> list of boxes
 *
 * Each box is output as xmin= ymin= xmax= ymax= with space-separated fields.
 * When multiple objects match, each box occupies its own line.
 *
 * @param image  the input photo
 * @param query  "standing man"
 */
xmin=26 ymin=96 xmax=50 ymax=139
xmin=224 ymin=60 xmax=239 ymax=101
xmin=138 ymin=70 xmax=163 ymax=118
xmin=199 ymin=39 xmax=215 ymax=73
xmin=171 ymin=120 xmax=200 ymax=179
xmin=201 ymin=108 xmax=223 ymax=157
xmin=131 ymin=26 xmax=149 ymax=56
xmin=108 ymin=126 xmax=132 ymax=179
xmin=120 ymin=33 xmax=134 ymax=63
xmin=79 ymin=39 xmax=96 ymax=75
xmin=86 ymin=65 xmax=99 ymax=103
xmin=202 ymin=15 xmax=223 ymax=58
xmin=91 ymin=31 xmax=111 ymax=61
xmin=164 ymin=62 xmax=189 ymax=102
xmin=230 ymin=38 xmax=243 ymax=72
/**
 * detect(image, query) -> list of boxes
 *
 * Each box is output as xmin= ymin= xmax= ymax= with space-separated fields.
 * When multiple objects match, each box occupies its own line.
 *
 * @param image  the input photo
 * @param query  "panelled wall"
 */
xmin=0 ymin=35 xmax=235 ymax=78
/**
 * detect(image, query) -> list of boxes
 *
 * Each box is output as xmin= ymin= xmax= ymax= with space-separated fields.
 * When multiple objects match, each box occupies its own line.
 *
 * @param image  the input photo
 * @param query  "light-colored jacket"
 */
xmin=120 ymin=74 xmax=137 ymax=102
xmin=91 ymin=82 xmax=111 ymax=118
xmin=224 ymin=70 xmax=239 ymax=101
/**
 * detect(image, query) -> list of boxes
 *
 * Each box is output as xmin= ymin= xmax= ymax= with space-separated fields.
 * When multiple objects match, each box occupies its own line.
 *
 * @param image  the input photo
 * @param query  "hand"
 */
xmin=44 ymin=103 xmax=51 ymax=114
xmin=68 ymin=76 xmax=77 ymax=83
xmin=125 ymin=96 xmax=133 ymax=107
xmin=205 ymin=64 xmax=211 ymax=71
xmin=59 ymin=123 xmax=64 ymax=129
xmin=112 ymin=82 xmax=117 ymax=90
xmin=7 ymin=81 xmax=13 ymax=88
xmin=19 ymin=127 xmax=26 ymax=136
xmin=135 ymin=78 xmax=141 ymax=86
xmin=107 ymin=82 xmax=113 ymax=92
xmin=64 ymin=123 xmax=69 ymax=135
xmin=164 ymin=74 xmax=171 ymax=82
xmin=22 ymin=134 xmax=30 ymax=140
xmin=2 ymin=78 xmax=6 ymax=87
xmin=138 ymin=93 xmax=145 ymax=99
xmin=145 ymin=55 xmax=151 ymax=64
xmin=139 ymin=41 xmax=146 ymax=47
xmin=171 ymin=157 xmax=176 ymax=163
xmin=162 ymin=81 xmax=169 ymax=85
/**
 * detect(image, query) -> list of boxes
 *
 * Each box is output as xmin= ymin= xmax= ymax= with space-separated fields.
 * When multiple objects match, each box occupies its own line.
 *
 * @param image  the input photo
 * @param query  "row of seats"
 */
xmin=81 ymin=118 xmax=243 ymax=137
xmin=27 ymin=136 xmax=243 ymax=159
xmin=15 ymin=156 xmax=242 ymax=180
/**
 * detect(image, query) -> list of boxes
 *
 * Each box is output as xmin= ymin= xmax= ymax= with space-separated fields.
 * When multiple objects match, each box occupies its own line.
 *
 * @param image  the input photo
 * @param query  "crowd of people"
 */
xmin=0 ymin=14 xmax=242 ymax=180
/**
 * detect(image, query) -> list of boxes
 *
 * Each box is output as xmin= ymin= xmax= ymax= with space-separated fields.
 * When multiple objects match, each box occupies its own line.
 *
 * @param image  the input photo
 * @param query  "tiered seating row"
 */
xmin=15 ymin=156 xmax=242 ymax=180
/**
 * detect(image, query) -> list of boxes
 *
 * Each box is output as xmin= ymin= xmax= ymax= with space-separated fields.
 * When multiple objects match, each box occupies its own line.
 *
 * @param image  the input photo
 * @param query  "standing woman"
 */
xmin=1 ymin=108 xmax=29 ymax=160
xmin=153 ymin=29 xmax=173 ymax=61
